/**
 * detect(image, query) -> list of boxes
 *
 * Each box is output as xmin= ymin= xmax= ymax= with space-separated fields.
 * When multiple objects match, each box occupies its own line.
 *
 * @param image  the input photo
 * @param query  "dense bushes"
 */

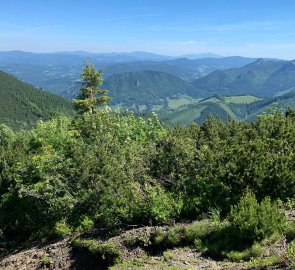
xmin=228 ymin=191 xmax=286 ymax=243
xmin=154 ymin=113 xmax=295 ymax=216
xmin=0 ymin=109 xmax=294 ymax=251
xmin=151 ymin=192 xmax=286 ymax=262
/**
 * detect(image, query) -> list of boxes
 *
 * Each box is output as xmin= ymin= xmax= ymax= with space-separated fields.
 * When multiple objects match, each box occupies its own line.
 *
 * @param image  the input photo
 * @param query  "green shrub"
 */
xmin=285 ymin=199 xmax=295 ymax=211
xmin=154 ymin=228 xmax=166 ymax=245
xmin=144 ymin=184 xmax=183 ymax=224
xmin=166 ymin=225 xmax=186 ymax=245
xmin=163 ymin=250 xmax=174 ymax=261
xmin=123 ymin=234 xmax=150 ymax=247
xmin=73 ymin=238 xmax=121 ymax=261
xmin=153 ymin=225 xmax=186 ymax=246
xmin=39 ymin=256 xmax=51 ymax=268
xmin=76 ymin=216 xmax=94 ymax=233
xmin=226 ymin=243 xmax=265 ymax=262
xmin=249 ymin=256 xmax=279 ymax=269
xmin=185 ymin=220 xmax=214 ymax=241
xmin=228 ymin=191 xmax=286 ymax=243
xmin=54 ymin=220 xmax=72 ymax=238
xmin=194 ymin=239 xmax=207 ymax=252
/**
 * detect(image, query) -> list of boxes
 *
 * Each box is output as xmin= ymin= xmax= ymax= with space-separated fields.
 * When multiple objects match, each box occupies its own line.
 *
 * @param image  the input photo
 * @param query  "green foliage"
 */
xmin=154 ymin=220 xmax=214 ymax=247
xmin=123 ymin=234 xmax=151 ymax=248
xmin=73 ymin=62 xmax=111 ymax=114
xmin=54 ymin=220 xmax=72 ymax=238
xmin=0 ymin=124 xmax=15 ymax=146
xmin=228 ymin=191 xmax=286 ymax=243
xmin=76 ymin=216 xmax=94 ymax=233
xmin=0 ymin=110 xmax=166 ymax=245
xmin=185 ymin=220 xmax=214 ymax=241
xmin=73 ymin=238 xmax=121 ymax=263
xmin=144 ymin=184 xmax=183 ymax=224
xmin=153 ymin=226 xmax=187 ymax=247
xmin=73 ymin=238 xmax=120 ymax=256
xmin=194 ymin=239 xmax=206 ymax=252
xmin=0 ymin=108 xmax=294 ymax=255
xmin=154 ymin=228 xmax=166 ymax=245
xmin=166 ymin=225 xmax=186 ymax=245
xmin=225 ymin=243 xmax=265 ymax=262
xmin=39 ymin=256 xmax=51 ymax=267
xmin=180 ymin=112 xmax=295 ymax=215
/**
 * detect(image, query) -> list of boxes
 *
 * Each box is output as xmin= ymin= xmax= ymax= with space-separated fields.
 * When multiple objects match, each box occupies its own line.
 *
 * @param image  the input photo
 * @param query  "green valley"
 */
xmin=159 ymin=92 xmax=295 ymax=125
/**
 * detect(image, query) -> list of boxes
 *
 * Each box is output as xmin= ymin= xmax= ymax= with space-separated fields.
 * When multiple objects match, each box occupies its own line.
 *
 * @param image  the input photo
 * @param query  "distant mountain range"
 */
xmin=180 ymin=53 xmax=222 ymax=59
xmin=0 ymin=71 xmax=73 ymax=129
xmin=1 ymin=50 xmax=295 ymax=128
xmin=0 ymin=51 xmax=257 ymax=95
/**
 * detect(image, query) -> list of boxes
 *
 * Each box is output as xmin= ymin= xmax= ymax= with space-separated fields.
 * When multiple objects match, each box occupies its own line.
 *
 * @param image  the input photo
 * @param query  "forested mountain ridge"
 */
xmin=190 ymin=58 xmax=291 ymax=97
xmin=0 ymin=71 xmax=74 ymax=129
xmin=104 ymin=70 xmax=192 ymax=106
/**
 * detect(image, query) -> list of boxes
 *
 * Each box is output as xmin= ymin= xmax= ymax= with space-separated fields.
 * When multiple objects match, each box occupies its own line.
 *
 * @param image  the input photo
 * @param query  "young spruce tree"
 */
xmin=73 ymin=62 xmax=111 ymax=114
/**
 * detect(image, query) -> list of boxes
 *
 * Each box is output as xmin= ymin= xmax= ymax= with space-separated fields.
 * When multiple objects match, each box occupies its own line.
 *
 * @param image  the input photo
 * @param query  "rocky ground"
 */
xmin=0 ymin=230 xmax=289 ymax=270
xmin=0 ymin=211 xmax=294 ymax=270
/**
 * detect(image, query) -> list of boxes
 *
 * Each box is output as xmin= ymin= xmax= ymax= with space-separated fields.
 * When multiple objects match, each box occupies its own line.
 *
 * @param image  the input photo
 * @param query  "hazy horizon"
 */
xmin=1 ymin=0 xmax=295 ymax=59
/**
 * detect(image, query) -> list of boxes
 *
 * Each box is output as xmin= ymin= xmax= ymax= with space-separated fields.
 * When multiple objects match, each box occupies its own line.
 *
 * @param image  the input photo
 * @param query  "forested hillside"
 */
xmin=104 ymin=70 xmax=192 ymax=106
xmin=0 ymin=71 xmax=74 ymax=129
xmin=190 ymin=59 xmax=291 ymax=97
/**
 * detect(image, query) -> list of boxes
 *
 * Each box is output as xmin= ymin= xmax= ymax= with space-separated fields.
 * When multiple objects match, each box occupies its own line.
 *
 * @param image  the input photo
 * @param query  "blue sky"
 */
xmin=1 ymin=0 xmax=295 ymax=59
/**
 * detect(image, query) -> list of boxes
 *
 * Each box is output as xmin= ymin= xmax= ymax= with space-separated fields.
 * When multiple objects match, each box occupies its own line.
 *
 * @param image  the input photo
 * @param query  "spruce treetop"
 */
xmin=73 ymin=62 xmax=111 ymax=114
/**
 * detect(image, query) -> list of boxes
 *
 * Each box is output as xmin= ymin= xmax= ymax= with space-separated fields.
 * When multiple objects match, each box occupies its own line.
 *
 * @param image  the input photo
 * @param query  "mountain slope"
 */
xmin=104 ymin=56 xmax=257 ymax=81
xmin=161 ymin=91 xmax=295 ymax=125
xmin=103 ymin=70 xmax=192 ymax=106
xmin=0 ymin=71 xmax=74 ymax=129
xmin=190 ymin=59 xmax=288 ymax=97
xmin=261 ymin=60 xmax=295 ymax=95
